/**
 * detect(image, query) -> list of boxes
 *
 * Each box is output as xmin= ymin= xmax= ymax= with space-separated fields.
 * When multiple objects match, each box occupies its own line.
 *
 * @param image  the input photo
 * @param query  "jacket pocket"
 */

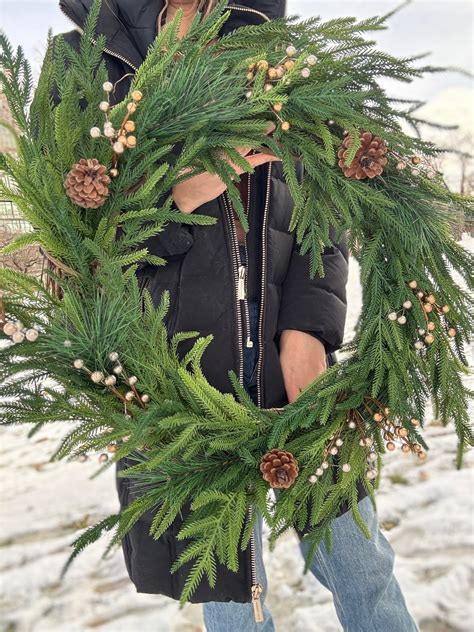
xmin=116 ymin=456 xmax=180 ymax=597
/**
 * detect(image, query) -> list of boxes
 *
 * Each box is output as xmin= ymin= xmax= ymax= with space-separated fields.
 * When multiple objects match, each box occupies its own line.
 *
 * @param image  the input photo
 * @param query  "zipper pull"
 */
xmin=246 ymin=336 xmax=254 ymax=348
xmin=251 ymin=583 xmax=264 ymax=622
xmin=238 ymin=265 xmax=246 ymax=300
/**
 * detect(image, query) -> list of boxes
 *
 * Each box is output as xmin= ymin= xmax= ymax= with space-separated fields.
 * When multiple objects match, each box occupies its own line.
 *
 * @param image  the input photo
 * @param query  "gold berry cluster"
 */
xmin=387 ymin=280 xmax=455 ymax=350
xmin=308 ymin=392 xmax=379 ymax=485
xmin=71 ymin=349 xmax=150 ymax=463
xmin=394 ymin=152 xmax=438 ymax=179
xmin=245 ymin=45 xmax=317 ymax=132
xmin=90 ymin=82 xmax=143 ymax=177
xmin=308 ymin=424 xmax=351 ymax=484
xmin=364 ymin=396 xmax=426 ymax=461
xmin=73 ymin=421 xmax=129 ymax=464
xmin=344 ymin=405 xmax=380 ymax=480
xmin=1 ymin=292 xmax=40 ymax=344
xmin=307 ymin=392 xmax=428 ymax=487
xmin=72 ymin=349 xmax=150 ymax=410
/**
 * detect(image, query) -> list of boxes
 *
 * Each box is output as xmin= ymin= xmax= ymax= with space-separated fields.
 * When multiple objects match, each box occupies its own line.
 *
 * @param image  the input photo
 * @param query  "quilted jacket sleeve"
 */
xmin=276 ymin=226 xmax=349 ymax=354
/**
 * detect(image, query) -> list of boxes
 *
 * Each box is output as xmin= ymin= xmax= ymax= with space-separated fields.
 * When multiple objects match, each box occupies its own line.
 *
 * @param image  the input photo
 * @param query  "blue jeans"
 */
xmin=203 ymin=498 xmax=418 ymax=632
xmin=203 ymin=246 xmax=418 ymax=631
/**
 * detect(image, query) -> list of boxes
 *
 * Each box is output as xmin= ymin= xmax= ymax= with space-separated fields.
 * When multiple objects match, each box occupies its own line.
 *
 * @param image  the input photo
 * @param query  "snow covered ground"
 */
xmin=1 ymin=236 xmax=473 ymax=632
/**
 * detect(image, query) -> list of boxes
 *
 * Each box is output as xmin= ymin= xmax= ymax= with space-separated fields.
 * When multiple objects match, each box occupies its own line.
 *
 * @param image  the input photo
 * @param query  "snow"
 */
xmin=1 ymin=235 xmax=472 ymax=632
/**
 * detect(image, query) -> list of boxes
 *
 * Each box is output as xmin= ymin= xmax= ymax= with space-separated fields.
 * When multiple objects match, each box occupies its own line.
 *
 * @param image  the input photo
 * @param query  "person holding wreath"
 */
xmin=54 ymin=0 xmax=418 ymax=629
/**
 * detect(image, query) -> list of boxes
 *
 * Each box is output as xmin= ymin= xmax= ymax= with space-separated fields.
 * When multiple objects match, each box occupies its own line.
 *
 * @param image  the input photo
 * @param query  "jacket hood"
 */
xmin=59 ymin=1 xmax=286 ymax=70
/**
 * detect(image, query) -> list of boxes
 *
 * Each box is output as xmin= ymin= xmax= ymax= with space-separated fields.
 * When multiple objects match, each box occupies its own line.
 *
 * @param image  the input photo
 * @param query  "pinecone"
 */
xmin=260 ymin=448 xmax=299 ymax=489
xmin=338 ymin=131 xmax=388 ymax=179
xmin=64 ymin=158 xmax=111 ymax=208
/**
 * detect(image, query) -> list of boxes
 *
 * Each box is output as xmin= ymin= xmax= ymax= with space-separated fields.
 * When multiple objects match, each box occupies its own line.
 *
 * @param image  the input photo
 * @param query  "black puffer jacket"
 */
xmin=58 ymin=0 xmax=355 ymax=605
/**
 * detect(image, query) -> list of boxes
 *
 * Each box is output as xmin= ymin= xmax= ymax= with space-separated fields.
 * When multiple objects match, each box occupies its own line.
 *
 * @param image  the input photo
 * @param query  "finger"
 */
xmin=234 ymin=124 xmax=276 ymax=157
xmin=235 ymin=145 xmax=252 ymax=158
xmin=228 ymin=152 xmax=280 ymax=177
xmin=253 ymin=145 xmax=278 ymax=157
xmin=265 ymin=122 xmax=276 ymax=136
xmin=177 ymin=166 xmax=193 ymax=177
xmin=244 ymin=152 xmax=281 ymax=169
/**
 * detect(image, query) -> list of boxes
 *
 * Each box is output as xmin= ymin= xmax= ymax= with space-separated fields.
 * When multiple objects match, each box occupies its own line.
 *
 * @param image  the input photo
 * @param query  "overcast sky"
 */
xmin=0 ymin=0 xmax=472 ymax=104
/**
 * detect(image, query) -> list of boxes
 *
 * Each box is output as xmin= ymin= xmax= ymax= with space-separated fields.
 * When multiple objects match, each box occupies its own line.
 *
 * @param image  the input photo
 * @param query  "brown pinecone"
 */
xmin=260 ymin=448 xmax=299 ymax=489
xmin=338 ymin=131 xmax=388 ymax=179
xmin=64 ymin=158 xmax=111 ymax=208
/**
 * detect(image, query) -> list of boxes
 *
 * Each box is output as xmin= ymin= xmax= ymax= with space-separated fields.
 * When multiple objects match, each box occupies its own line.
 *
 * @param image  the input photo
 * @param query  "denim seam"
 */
xmin=314 ymin=548 xmax=348 ymax=629
xmin=366 ymin=578 xmax=393 ymax=632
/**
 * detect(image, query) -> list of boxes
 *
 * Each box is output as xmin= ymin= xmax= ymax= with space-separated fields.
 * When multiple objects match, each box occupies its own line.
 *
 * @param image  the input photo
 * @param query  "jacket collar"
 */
xmin=59 ymin=1 xmax=285 ymax=71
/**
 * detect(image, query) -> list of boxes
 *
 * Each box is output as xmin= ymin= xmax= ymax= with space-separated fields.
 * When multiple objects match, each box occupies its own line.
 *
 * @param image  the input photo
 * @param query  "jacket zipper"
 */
xmin=238 ymin=258 xmax=253 ymax=351
xmin=59 ymin=5 xmax=140 ymax=71
xmin=227 ymin=4 xmax=270 ymax=23
xmin=250 ymin=164 xmax=272 ymax=623
xmin=248 ymin=502 xmax=264 ymax=622
xmin=222 ymin=191 xmax=245 ymax=383
xmin=222 ymin=170 xmax=254 ymax=363
xmin=221 ymin=174 xmax=266 ymax=622
xmin=256 ymin=164 xmax=273 ymax=409
xmin=239 ymin=173 xmax=253 ymax=348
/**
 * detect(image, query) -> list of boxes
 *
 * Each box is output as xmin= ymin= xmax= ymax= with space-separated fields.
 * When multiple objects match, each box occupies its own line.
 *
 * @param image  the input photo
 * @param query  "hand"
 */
xmin=172 ymin=124 xmax=280 ymax=214
xmin=279 ymin=330 xmax=327 ymax=404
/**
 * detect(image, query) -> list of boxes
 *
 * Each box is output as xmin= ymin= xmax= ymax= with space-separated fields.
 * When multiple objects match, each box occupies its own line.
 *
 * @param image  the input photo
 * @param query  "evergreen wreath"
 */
xmin=0 ymin=0 xmax=472 ymax=605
